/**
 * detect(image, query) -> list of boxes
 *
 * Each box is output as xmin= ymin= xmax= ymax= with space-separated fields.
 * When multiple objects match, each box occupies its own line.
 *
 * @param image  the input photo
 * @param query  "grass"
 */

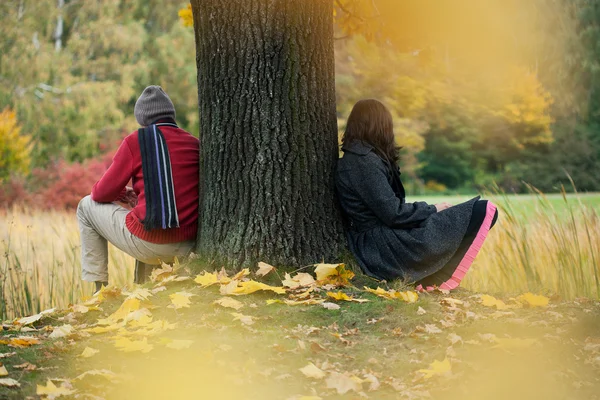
xmin=0 ymin=276 xmax=598 ymax=399
xmin=1 ymin=191 xmax=600 ymax=321
xmin=0 ymin=208 xmax=132 ymax=321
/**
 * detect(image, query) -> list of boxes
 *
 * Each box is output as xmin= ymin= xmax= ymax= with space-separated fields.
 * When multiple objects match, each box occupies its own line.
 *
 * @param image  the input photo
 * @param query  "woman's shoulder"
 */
xmin=339 ymin=145 xmax=385 ymax=170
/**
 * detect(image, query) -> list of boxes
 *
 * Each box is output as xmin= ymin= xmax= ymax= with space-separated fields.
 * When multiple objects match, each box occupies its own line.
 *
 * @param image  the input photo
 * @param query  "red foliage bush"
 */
xmin=0 ymin=151 xmax=116 ymax=210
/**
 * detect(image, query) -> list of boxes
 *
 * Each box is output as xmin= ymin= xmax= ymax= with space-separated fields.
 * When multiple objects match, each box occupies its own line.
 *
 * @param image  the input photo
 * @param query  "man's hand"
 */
xmin=434 ymin=202 xmax=452 ymax=212
xmin=124 ymin=187 xmax=138 ymax=208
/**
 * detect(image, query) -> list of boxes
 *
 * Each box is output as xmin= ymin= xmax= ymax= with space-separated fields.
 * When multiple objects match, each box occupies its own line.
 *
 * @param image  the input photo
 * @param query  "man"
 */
xmin=77 ymin=86 xmax=199 ymax=291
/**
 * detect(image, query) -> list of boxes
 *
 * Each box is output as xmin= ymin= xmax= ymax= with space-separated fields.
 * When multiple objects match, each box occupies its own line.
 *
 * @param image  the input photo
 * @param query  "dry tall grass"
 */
xmin=0 ymin=208 xmax=132 ymax=320
xmin=1 ymin=192 xmax=599 ymax=320
xmin=464 ymin=191 xmax=600 ymax=299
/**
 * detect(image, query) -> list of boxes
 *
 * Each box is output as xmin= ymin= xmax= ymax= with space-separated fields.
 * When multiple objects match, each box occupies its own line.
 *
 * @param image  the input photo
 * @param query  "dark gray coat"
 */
xmin=335 ymin=141 xmax=478 ymax=282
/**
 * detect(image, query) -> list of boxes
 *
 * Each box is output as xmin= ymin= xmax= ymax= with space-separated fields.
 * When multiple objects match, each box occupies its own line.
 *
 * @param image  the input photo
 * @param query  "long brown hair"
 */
xmin=342 ymin=99 xmax=399 ymax=164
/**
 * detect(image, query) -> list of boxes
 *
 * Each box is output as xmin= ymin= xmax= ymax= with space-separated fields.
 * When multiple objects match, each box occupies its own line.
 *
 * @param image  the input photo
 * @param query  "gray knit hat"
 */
xmin=134 ymin=85 xmax=176 ymax=126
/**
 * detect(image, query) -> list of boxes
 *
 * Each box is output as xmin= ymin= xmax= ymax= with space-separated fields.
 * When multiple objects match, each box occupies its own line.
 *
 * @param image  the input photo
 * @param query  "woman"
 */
xmin=335 ymin=99 xmax=498 ymax=291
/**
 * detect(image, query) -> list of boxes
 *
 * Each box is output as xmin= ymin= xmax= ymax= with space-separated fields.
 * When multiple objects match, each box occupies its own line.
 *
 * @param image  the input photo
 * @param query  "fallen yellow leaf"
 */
xmin=398 ymin=291 xmax=419 ymax=303
xmin=0 ymin=365 xmax=8 ymax=377
xmin=282 ymin=272 xmax=316 ymax=289
xmin=36 ymin=379 xmax=76 ymax=397
xmin=8 ymin=336 xmax=40 ymax=348
xmin=480 ymin=294 xmax=510 ymax=310
xmin=299 ymin=363 xmax=326 ymax=379
xmin=516 ymin=293 xmax=549 ymax=308
xmin=231 ymin=313 xmax=255 ymax=325
xmin=150 ymin=263 xmax=174 ymax=282
xmin=106 ymin=298 xmax=141 ymax=322
xmin=114 ymin=337 xmax=153 ymax=353
xmin=74 ymin=369 xmax=118 ymax=381
xmin=315 ymin=263 xmax=355 ymax=286
xmin=213 ymin=297 xmax=244 ymax=310
xmin=326 ymin=291 xmax=369 ymax=303
xmin=80 ymin=347 xmax=99 ymax=358
xmin=232 ymin=280 xmax=286 ymax=295
xmin=231 ymin=268 xmax=251 ymax=281
xmin=194 ymin=272 xmax=219 ymax=287
xmin=325 ymin=371 xmax=363 ymax=394
xmin=169 ymin=291 xmax=195 ymax=309
xmin=418 ymin=358 xmax=451 ymax=379
xmin=314 ymin=263 xmax=340 ymax=281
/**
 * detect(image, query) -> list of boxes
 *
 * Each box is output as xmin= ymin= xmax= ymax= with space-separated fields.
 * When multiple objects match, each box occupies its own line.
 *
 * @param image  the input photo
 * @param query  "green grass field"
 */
xmin=413 ymin=192 xmax=600 ymax=219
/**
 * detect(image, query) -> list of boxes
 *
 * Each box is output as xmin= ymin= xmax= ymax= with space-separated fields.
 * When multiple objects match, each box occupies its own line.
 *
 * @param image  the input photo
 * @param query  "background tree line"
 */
xmin=1 ymin=0 xmax=599 ymax=208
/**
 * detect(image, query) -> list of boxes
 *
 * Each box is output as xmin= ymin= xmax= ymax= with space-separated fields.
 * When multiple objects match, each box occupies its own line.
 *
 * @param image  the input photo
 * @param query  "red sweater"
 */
xmin=92 ymin=125 xmax=199 ymax=244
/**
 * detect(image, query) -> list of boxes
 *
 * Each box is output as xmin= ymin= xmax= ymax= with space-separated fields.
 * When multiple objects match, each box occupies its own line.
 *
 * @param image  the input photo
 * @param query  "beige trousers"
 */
xmin=76 ymin=195 xmax=195 ymax=282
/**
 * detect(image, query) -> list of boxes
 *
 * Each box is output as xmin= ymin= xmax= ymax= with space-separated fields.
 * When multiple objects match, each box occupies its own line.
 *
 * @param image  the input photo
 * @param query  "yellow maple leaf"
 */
xmin=194 ymin=272 xmax=219 ymax=287
xmin=8 ymin=336 xmax=40 ymax=348
xmin=325 ymin=371 xmax=363 ymax=394
xmin=314 ymin=263 xmax=341 ymax=281
xmin=0 ymin=365 xmax=8 ymax=377
xmin=299 ymin=363 xmax=326 ymax=379
xmin=106 ymin=298 xmax=141 ymax=322
xmin=114 ymin=337 xmax=153 ymax=353
xmin=213 ymin=297 xmax=244 ymax=310
xmin=315 ymin=263 xmax=355 ymax=286
xmin=126 ymin=288 xmax=153 ymax=301
xmin=80 ymin=347 xmax=99 ymax=358
xmin=418 ymin=358 xmax=451 ymax=379
xmin=36 ymin=379 xmax=76 ymax=397
xmin=231 ymin=313 xmax=255 ymax=325
xmin=398 ymin=291 xmax=419 ymax=303
xmin=326 ymin=291 xmax=369 ymax=303
xmin=86 ymin=323 xmax=125 ymax=334
xmin=480 ymin=294 xmax=510 ymax=310
xmin=282 ymin=272 xmax=316 ymax=289
xmin=231 ymin=268 xmax=251 ymax=281
xmin=150 ymin=263 xmax=174 ymax=282
xmin=219 ymin=280 xmax=238 ymax=295
xmin=516 ymin=293 xmax=549 ymax=308
xmin=169 ymin=292 xmax=195 ymax=309
xmin=232 ymin=280 xmax=286 ymax=295
xmin=74 ymin=369 xmax=118 ymax=381
xmin=364 ymin=286 xmax=396 ymax=299
xmin=256 ymin=262 xmax=276 ymax=277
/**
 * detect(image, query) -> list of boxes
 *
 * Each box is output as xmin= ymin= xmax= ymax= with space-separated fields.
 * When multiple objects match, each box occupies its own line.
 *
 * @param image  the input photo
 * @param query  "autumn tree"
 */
xmin=189 ymin=1 xmax=343 ymax=267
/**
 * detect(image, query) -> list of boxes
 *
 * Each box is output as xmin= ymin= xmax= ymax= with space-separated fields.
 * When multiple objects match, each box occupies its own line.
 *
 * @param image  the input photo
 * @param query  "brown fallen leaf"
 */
xmin=310 ymin=342 xmax=327 ymax=353
xmin=0 ymin=353 xmax=16 ymax=359
xmin=13 ymin=362 xmax=36 ymax=372
xmin=256 ymin=262 xmax=276 ymax=277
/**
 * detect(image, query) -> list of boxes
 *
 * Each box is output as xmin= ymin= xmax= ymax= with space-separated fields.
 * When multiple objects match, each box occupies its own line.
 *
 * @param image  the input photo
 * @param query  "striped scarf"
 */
xmin=138 ymin=123 xmax=179 ymax=231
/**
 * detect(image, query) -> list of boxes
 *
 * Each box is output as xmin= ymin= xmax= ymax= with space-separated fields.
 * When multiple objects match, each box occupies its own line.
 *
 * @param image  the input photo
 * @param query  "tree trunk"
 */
xmin=191 ymin=0 xmax=344 ymax=267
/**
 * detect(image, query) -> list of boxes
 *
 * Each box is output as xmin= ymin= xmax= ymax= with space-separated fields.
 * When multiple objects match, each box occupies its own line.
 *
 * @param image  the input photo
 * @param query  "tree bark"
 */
xmin=191 ymin=0 xmax=344 ymax=267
